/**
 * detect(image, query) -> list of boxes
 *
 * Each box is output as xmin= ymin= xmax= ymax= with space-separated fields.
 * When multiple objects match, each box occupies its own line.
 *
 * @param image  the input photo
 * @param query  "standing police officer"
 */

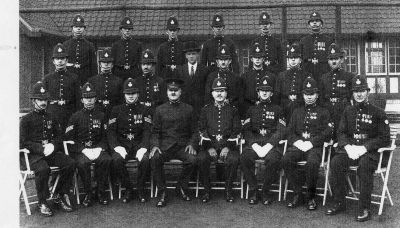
xmin=65 ymin=82 xmax=112 ymax=206
xmin=282 ymin=77 xmax=331 ymax=210
xmin=111 ymin=16 xmax=143 ymax=81
xmin=319 ymin=43 xmax=354 ymax=140
xmin=241 ymin=76 xmax=286 ymax=205
xmin=157 ymin=16 xmax=185 ymax=79
xmin=108 ymin=78 xmax=152 ymax=203
xmin=136 ymin=49 xmax=166 ymax=114
xmin=198 ymin=78 xmax=241 ymax=203
xmin=299 ymin=12 xmax=334 ymax=84
xmin=200 ymin=13 xmax=239 ymax=73
xmin=251 ymin=12 xmax=283 ymax=74
xmin=63 ymin=14 xmax=98 ymax=86
xmin=149 ymin=78 xmax=198 ymax=207
xmin=241 ymin=42 xmax=277 ymax=116
xmin=88 ymin=47 xmax=123 ymax=120
xmin=20 ymin=81 xmax=75 ymax=216
xmin=326 ymin=75 xmax=390 ymax=222
xmin=44 ymin=43 xmax=80 ymax=132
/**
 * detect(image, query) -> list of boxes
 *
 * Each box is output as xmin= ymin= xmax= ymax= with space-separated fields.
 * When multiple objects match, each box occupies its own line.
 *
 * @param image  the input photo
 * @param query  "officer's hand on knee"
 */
xmin=220 ymin=147 xmax=229 ymax=162
xmin=149 ymin=147 xmax=161 ymax=159
xmin=208 ymin=148 xmax=217 ymax=159
xmin=185 ymin=145 xmax=196 ymax=155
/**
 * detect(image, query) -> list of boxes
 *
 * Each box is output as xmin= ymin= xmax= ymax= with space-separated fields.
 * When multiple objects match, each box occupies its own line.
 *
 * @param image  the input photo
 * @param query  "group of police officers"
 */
xmin=20 ymin=10 xmax=391 ymax=222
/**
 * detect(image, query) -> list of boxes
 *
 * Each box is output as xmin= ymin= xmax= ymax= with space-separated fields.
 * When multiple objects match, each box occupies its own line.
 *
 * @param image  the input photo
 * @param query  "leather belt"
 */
xmin=302 ymin=132 xmax=311 ymax=139
xmin=97 ymin=99 xmax=110 ymax=105
xmin=84 ymin=140 xmax=93 ymax=147
xmin=212 ymin=134 xmax=224 ymax=141
xmin=66 ymin=63 xmax=81 ymax=68
xmin=353 ymin=134 xmax=367 ymax=140
xmin=140 ymin=101 xmax=152 ymax=107
xmin=259 ymin=128 xmax=271 ymax=136
xmin=115 ymin=65 xmax=132 ymax=70
xmin=49 ymin=100 xmax=71 ymax=105
xmin=124 ymin=133 xmax=135 ymax=141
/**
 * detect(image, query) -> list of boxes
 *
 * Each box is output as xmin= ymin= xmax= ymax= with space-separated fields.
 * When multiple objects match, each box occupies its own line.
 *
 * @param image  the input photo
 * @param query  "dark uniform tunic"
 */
xmin=200 ymin=36 xmax=239 ymax=73
xmin=65 ymin=107 xmax=112 ymax=194
xmin=20 ymin=110 xmax=75 ymax=203
xmin=299 ymin=33 xmax=334 ymax=83
xmin=240 ymin=100 xmax=286 ymax=193
xmin=88 ymin=72 xmax=123 ymax=119
xmin=205 ymin=70 xmax=242 ymax=108
xmin=241 ymin=68 xmax=277 ymax=115
xmin=275 ymin=67 xmax=310 ymax=120
xmin=136 ymin=73 xmax=166 ymax=115
xmin=63 ymin=37 xmax=98 ymax=86
xmin=330 ymin=102 xmax=390 ymax=209
xmin=43 ymin=69 xmax=80 ymax=131
xmin=150 ymin=101 xmax=197 ymax=191
xmin=282 ymin=103 xmax=331 ymax=198
xmin=157 ymin=39 xmax=185 ymax=79
xmin=319 ymin=69 xmax=354 ymax=139
xmin=197 ymin=102 xmax=241 ymax=192
xmin=251 ymin=35 xmax=284 ymax=74
xmin=111 ymin=37 xmax=142 ymax=80
xmin=107 ymin=102 xmax=152 ymax=192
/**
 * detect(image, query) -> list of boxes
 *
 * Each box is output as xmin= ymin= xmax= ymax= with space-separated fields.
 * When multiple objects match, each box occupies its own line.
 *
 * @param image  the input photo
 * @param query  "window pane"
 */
xmin=390 ymin=77 xmax=399 ymax=93
xmin=366 ymin=41 xmax=386 ymax=74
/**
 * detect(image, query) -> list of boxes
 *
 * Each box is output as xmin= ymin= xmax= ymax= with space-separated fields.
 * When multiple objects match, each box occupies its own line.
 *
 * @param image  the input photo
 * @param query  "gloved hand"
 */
xmin=149 ymin=147 xmax=161 ymax=159
xmin=43 ymin=143 xmax=55 ymax=156
xmin=114 ymin=146 xmax=127 ymax=159
xmin=252 ymin=143 xmax=264 ymax=157
xmin=136 ymin=148 xmax=147 ymax=161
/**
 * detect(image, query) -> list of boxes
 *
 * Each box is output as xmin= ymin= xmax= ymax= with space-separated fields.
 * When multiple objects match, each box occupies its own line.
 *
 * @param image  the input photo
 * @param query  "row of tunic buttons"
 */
xmin=146 ymin=77 xmax=150 ymax=100
xmin=42 ymin=114 xmax=48 ymax=140
xmin=125 ymin=41 xmax=129 ymax=64
xmin=290 ymin=71 xmax=297 ymax=91
xmin=75 ymin=40 xmax=80 ymax=63
xmin=331 ymin=72 xmax=337 ymax=96
xmin=264 ymin=37 xmax=269 ymax=59
xmin=88 ymin=113 xmax=93 ymax=142
xmin=59 ymin=72 xmax=64 ymax=98
xmin=217 ymin=107 xmax=221 ymax=131
xmin=170 ymin=42 xmax=175 ymax=63
xmin=104 ymin=75 xmax=109 ymax=99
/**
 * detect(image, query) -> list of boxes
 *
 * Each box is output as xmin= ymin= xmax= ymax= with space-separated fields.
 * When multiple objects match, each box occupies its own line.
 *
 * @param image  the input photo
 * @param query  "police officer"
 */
xmin=241 ymin=42 xmax=277 ymax=116
xmin=111 ymin=16 xmax=143 ymax=81
xmin=149 ymin=78 xmax=197 ymax=207
xmin=299 ymin=11 xmax=334 ymax=84
xmin=275 ymin=44 xmax=311 ymax=120
xmin=63 ymin=14 xmax=98 ymax=86
xmin=108 ymin=78 xmax=152 ymax=203
xmin=198 ymin=77 xmax=241 ymax=203
xmin=157 ymin=16 xmax=185 ymax=79
xmin=205 ymin=44 xmax=242 ymax=109
xmin=326 ymin=75 xmax=390 ymax=222
xmin=88 ymin=47 xmax=123 ymax=120
xmin=136 ymin=49 xmax=166 ymax=114
xmin=319 ymin=43 xmax=354 ymax=140
xmin=20 ymin=81 xmax=75 ymax=216
xmin=251 ymin=12 xmax=284 ymax=74
xmin=44 ymin=43 xmax=80 ymax=132
xmin=282 ymin=77 xmax=331 ymax=210
xmin=65 ymin=82 xmax=112 ymax=206
xmin=176 ymin=41 xmax=209 ymax=122
xmin=200 ymin=13 xmax=239 ymax=73
xmin=240 ymin=76 xmax=286 ymax=205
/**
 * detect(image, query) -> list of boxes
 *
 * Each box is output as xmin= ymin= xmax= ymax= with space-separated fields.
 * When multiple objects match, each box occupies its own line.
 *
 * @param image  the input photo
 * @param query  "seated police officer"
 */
xmin=282 ymin=77 xmax=331 ymax=210
xmin=149 ymin=78 xmax=197 ymax=207
xmin=108 ymin=78 xmax=152 ymax=203
xmin=326 ymin=75 xmax=391 ymax=222
xmin=65 ymin=82 xmax=112 ymax=206
xmin=20 ymin=81 xmax=75 ymax=216
xmin=240 ymin=76 xmax=286 ymax=205
xmin=198 ymin=77 xmax=241 ymax=203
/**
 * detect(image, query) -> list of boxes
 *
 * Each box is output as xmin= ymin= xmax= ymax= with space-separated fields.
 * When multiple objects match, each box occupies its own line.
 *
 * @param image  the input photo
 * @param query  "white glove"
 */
xmin=136 ymin=148 xmax=147 ymax=161
xmin=293 ymin=140 xmax=305 ymax=151
xmin=345 ymin=145 xmax=358 ymax=160
xmin=114 ymin=146 xmax=127 ymax=159
xmin=43 ymin=143 xmax=55 ymax=156
xmin=302 ymin=141 xmax=314 ymax=152
xmin=252 ymin=143 xmax=263 ymax=157
xmin=92 ymin=148 xmax=102 ymax=160
xmin=82 ymin=148 xmax=94 ymax=160
xmin=261 ymin=143 xmax=274 ymax=156
xmin=353 ymin=145 xmax=367 ymax=159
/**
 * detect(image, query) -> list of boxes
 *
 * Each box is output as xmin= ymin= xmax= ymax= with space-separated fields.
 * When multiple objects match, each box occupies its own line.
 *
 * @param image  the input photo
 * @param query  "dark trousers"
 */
xmin=72 ymin=151 xmax=112 ymax=194
xmin=329 ymin=153 xmax=378 ymax=210
xmin=197 ymin=146 xmax=240 ymax=193
xmin=29 ymin=152 xmax=75 ymax=203
xmin=281 ymin=146 xmax=322 ymax=198
xmin=110 ymin=151 xmax=150 ymax=192
xmin=240 ymin=148 xmax=282 ymax=195
xmin=150 ymin=144 xmax=197 ymax=192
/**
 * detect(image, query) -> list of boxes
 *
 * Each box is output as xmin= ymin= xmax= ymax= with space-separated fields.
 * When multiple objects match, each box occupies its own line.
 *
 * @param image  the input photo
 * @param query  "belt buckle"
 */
xmin=58 ymin=100 xmax=66 ymax=105
xmin=170 ymin=65 xmax=176 ymax=71
xmin=124 ymin=65 xmax=130 ymax=70
xmin=42 ymin=140 xmax=48 ymax=145
xmin=264 ymin=60 xmax=271 ymax=66
xmin=311 ymin=58 xmax=318 ymax=64
xmin=103 ymin=100 xmax=110 ymax=105
xmin=74 ymin=63 xmax=81 ymax=68
xmin=302 ymin=132 xmax=310 ymax=139
xmin=127 ymin=133 xmax=134 ymax=140
xmin=259 ymin=129 xmax=267 ymax=136
xmin=85 ymin=141 xmax=93 ymax=147
xmin=216 ymin=134 xmax=223 ymax=141
xmin=144 ymin=102 xmax=151 ymax=107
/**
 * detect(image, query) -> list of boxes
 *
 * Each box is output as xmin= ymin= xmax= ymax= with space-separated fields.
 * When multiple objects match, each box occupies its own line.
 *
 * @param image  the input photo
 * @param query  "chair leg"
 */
xmin=240 ymin=171 xmax=244 ymax=199
xmin=346 ymin=175 xmax=358 ymax=199
xmin=49 ymin=174 xmax=61 ymax=199
xmin=118 ymin=184 xmax=122 ymax=199
xmin=150 ymin=175 xmax=154 ymax=198
xmin=323 ymin=168 xmax=329 ymax=206
xmin=74 ymin=171 xmax=80 ymax=205
xmin=278 ymin=170 xmax=283 ymax=202
xmin=108 ymin=176 xmax=113 ymax=201
xmin=19 ymin=174 xmax=31 ymax=215
xmin=196 ymin=171 xmax=199 ymax=198
xmin=283 ymin=178 xmax=288 ymax=201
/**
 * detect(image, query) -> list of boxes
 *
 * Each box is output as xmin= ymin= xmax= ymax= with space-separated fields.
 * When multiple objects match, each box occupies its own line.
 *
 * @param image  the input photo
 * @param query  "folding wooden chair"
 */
xmin=117 ymin=159 xmax=154 ymax=199
xmin=283 ymin=141 xmax=333 ymax=206
xmin=63 ymin=141 xmax=113 ymax=204
xmin=344 ymin=125 xmax=398 ymax=215
xmin=19 ymin=149 xmax=61 ymax=215
xmin=245 ymin=139 xmax=288 ymax=201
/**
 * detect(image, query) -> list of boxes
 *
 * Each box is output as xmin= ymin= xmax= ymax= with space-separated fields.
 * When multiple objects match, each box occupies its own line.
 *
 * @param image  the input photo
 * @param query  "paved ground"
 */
xmin=20 ymin=148 xmax=400 ymax=228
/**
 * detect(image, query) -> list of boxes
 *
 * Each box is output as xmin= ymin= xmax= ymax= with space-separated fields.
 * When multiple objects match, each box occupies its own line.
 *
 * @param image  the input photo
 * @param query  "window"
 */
xmin=342 ymin=40 xmax=359 ymax=74
xmin=388 ymin=39 xmax=400 ymax=74
xmin=365 ymin=41 xmax=386 ymax=75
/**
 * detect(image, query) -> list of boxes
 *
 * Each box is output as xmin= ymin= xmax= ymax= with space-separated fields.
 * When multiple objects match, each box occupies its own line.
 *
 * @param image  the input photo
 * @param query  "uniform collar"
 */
xmin=355 ymin=101 xmax=368 ymax=109
xmin=83 ymin=107 xmax=95 ymax=113
xmin=168 ymin=99 xmax=181 ymax=105
xmin=168 ymin=38 xmax=178 ymax=42
xmin=214 ymin=100 xmax=227 ymax=108
xmin=305 ymin=103 xmax=317 ymax=109
xmin=34 ymin=108 xmax=47 ymax=115
xmin=55 ymin=68 xmax=67 ymax=73
xmin=253 ymin=66 xmax=263 ymax=71
xmin=259 ymin=99 xmax=271 ymax=105
xmin=214 ymin=35 xmax=224 ymax=39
